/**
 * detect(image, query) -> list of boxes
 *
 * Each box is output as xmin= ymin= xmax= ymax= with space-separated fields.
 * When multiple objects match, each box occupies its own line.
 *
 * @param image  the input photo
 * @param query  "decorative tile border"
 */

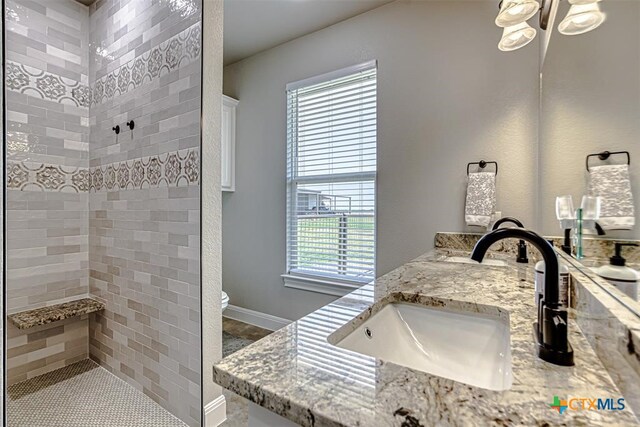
xmin=7 ymin=149 xmax=199 ymax=193
xmin=7 ymin=161 xmax=90 ymax=192
xmin=5 ymin=22 xmax=200 ymax=109
xmin=90 ymin=23 xmax=201 ymax=106
xmin=89 ymin=148 xmax=199 ymax=192
xmin=5 ymin=62 xmax=90 ymax=108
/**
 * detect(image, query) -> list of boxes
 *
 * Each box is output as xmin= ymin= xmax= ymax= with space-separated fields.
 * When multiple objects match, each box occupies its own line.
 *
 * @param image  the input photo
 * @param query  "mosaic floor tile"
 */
xmin=8 ymin=359 xmax=187 ymax=427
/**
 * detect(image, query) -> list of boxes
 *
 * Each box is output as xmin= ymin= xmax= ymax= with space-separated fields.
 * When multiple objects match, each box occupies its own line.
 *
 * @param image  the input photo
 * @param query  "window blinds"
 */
xmin=286 ymin=63 xmax=377 ymax=283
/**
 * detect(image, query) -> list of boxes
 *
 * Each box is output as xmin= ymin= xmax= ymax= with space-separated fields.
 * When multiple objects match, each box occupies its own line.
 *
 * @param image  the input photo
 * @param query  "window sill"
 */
xmin=281 ymin=273 xmax=366 ymax=297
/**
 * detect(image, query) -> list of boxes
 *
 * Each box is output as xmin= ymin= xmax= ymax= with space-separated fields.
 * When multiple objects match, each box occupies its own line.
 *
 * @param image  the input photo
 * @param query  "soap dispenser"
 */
xmin=593 ymin=243 xmax=640 ymax=301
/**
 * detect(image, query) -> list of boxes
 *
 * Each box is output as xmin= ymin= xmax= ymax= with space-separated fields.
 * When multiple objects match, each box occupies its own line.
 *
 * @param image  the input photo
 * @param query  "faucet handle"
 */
xmin=553 ymin=313 xmax=567 ymax=327
xmin=517 ymin=240 xmax=529 ymax=264
xmin=543 ymin=306 xmax=568 ymax=350
xmin=537 ymin=305 xmax=574 ymax=366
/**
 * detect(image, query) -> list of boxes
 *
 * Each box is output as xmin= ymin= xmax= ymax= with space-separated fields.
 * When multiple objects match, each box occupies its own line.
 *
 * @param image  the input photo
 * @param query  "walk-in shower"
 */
xmin=2 ymin=0 xmax=203 ymax=425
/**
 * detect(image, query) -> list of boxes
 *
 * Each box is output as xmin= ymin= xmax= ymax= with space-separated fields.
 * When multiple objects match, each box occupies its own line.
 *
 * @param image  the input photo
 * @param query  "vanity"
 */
xmin=213 ymin=233 xmax=640 ymax=426
xmin=212 ymin=0 xmax=640 ymax=424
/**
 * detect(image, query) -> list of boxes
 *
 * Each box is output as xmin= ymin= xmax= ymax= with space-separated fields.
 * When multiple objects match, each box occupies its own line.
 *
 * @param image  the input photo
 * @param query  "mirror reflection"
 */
xmin=540 ymin=0 xmax=640 ymax=308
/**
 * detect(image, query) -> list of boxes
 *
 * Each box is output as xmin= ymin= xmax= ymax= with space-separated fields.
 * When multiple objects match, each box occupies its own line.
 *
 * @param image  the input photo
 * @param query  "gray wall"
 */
xmin=222 ymin=0 xmax=540 ymax=321
xmin=540 ymin=0 xmax=640 ymax=240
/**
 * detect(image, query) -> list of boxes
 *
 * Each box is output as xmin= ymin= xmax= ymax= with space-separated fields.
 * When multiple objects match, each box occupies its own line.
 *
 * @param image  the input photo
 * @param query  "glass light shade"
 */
xmin=495 ymin=0 xmax=541 ymax=28
xmin=498 ymin=22 xmax=537 ymax=52
xmin=556 ymin=195 xmax=576 ymax=220
xmin=568 ymin=0 xmax=600 ymax=5
xmin=580 ymin=195 xmax=601 ymax=220
xmin=558 ymin=3 xmax=606 ymax=35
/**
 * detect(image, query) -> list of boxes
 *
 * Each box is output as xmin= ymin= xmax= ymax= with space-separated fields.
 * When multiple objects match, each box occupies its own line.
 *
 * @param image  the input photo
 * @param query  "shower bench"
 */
xmin=8 ymin=298 xmax=105 ymax=330
xmin=7 ymin=297 xmax=107 ymax=385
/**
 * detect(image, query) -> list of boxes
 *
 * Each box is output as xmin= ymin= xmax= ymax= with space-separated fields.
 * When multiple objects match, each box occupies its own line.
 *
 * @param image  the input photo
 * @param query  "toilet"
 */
xmin=222 ymin=291 xmax=229 ymax=311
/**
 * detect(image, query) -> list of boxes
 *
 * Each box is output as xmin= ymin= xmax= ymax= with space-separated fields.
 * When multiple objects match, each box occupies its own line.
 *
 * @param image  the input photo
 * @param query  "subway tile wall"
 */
xmin=4 ymin=0 xmax=91 ymax=384
xmin=4 ymin=0 xmax=202 ymax=424
xmin=5 ymin=0 xmax=90 ymax=313
xmin=88 ymin=0 xmax=202 ymax=425
xmin=7 ymin=316 xmax=89 ymax=385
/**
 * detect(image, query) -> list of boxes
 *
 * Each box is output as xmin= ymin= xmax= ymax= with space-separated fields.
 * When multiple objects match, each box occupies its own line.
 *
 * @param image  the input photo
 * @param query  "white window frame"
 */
xmin=282 ymin=61 xmax=377 ymax=296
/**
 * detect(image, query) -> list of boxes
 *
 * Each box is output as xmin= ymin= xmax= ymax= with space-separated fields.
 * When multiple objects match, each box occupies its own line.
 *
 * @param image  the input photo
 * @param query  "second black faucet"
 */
xmin=491 ymin=217 xmax=529 ymax=264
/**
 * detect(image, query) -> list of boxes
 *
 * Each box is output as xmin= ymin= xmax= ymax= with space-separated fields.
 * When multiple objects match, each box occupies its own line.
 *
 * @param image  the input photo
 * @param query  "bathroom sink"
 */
xmin=443 ymin=256 xmax=508 ymax=267
xmin=330 ymin=302 xmax=512 ymax=391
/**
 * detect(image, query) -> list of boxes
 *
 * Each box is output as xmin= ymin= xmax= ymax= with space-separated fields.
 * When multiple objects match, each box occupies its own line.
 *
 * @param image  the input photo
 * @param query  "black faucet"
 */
xmin=562 ymin=222 xmax=606 ymax=256
xmin=491 ymin=217 xmax=528 ymax=264
xmin=470 ymin=228 xmax=574 ymax=366
xmin=561 ymin=228 xmax=572 ymax=255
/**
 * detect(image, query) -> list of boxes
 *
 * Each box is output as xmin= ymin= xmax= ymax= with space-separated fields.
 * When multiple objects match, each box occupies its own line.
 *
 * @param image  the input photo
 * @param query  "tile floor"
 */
xmin=223 ymin=317 xmax=272 ymax=342
xmin=7 ymin=359 xmax=186 ymax=427
xmin=221 ymin=318 xmax=272 ymax=427
xmin=6 ymin=318 xmax=272 ymax=427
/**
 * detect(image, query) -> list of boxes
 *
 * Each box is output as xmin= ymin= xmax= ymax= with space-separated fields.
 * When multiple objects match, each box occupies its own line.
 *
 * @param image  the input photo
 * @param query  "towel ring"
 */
xmin=467 ymin=160 xmax=498 ymax=176
xmin=586 ymin=151 xmax=631 ymax=171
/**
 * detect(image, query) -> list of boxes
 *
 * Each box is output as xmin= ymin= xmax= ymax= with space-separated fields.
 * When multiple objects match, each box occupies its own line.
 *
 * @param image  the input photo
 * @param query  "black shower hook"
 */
xmin=112 ymin=125 xmax=120 ymax=135
xmin=585 ymin=150 xmax=631 ymax=171
xmin=126 ymin=120 xmax=135 ymax=130
xmin=466 ymin=160 xmax=498 ymax=176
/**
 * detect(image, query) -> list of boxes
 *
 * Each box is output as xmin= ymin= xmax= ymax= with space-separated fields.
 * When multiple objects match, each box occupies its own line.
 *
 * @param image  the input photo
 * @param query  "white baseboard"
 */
xmin=204 ymin=394 xmax=226 ymax=426
xmin=224 ymin=305 xmax=292 ymax=331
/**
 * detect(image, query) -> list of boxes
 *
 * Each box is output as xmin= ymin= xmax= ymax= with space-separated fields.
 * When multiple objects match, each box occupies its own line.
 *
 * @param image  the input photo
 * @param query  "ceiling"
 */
xmin=223 ymin=0 xmax=394 ymax=65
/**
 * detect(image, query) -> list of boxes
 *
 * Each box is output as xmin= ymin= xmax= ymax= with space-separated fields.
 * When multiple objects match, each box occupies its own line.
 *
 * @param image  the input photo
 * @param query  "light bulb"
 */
xmin=495 ymin=0 xmax=541 ymax=28
xmin=498 ymin=22 xmax=537 ymax=51
xmin=558 ymin=2 xmax=606 ymax=35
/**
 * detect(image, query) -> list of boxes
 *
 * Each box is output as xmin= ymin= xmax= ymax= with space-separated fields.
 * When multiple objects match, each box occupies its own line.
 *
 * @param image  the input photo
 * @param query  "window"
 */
xmin=285 ymin=61 xmax=377 ymax=290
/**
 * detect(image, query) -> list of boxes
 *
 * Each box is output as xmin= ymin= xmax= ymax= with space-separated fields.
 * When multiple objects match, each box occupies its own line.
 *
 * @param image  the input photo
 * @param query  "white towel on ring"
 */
xmin=465 ymin=171 xmax=496 ymax=227
xmin=588 ymin=164 xmax=635 ymax=230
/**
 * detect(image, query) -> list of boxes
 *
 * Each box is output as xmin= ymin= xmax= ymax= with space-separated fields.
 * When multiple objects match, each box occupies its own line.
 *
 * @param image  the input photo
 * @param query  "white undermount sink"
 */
xmin=330 ymin=302 xmax=512 ymax=391
xmin=443 ymin=256 xmax=508 ymax=267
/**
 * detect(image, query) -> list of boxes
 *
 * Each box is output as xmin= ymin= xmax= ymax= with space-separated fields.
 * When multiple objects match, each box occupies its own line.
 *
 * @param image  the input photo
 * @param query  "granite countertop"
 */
xmin=213 ymin=250 xmax=638 ymax=426
xmin=8 ymin=298 xmax=106 ymax=330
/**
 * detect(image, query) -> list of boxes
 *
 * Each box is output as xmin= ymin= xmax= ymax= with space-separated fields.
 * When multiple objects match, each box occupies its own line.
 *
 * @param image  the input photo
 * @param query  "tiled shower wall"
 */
xmin=87 ymin=0 xmax=202 ymax=425
xmin=4 ymin=0 xmax=202 ymax=424
xmin=4 ymin=0 xmax=91 ymax=383
xmin=5 ymin=0 xmax=90 ymax=311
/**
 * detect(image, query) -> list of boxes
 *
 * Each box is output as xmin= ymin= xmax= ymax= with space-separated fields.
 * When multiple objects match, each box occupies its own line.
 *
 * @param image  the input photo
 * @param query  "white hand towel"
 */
xmin=465 ymin=171 xmax=496 ymax=227
xmin=588 ymin=164 xmax=635 ymax=230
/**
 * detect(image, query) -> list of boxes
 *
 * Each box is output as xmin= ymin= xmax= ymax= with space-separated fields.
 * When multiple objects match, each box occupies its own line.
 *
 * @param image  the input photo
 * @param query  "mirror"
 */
xmin=540 ymin=0 xmax=640 ymax=311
